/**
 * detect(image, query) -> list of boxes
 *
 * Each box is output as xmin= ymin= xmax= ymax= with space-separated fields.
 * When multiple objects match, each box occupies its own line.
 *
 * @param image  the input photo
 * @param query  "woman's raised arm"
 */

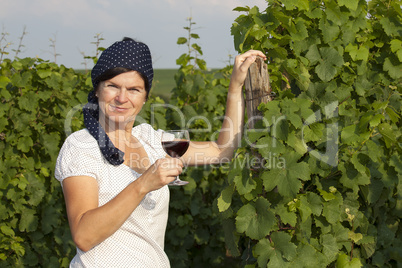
xmin=183 ymin=50 xmax=267 ymax=166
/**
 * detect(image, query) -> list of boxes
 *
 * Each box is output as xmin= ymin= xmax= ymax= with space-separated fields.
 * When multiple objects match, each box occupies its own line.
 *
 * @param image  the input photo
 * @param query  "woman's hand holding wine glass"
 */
xmin=161 ymin=130 xmax=190 ymax=186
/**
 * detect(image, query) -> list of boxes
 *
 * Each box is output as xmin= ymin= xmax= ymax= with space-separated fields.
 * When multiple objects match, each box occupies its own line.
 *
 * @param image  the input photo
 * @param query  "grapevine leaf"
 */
xmin=204 ymin=90 xmax=218 ymax=109
xmin=332 ymin=222 xmax=349 ymax=247
xmin=339 ymin=162 xmax=370 ymax=192
xmin=319 ymin=189 xmax=336 ymax=201
xmin=351 ymin=153 xmax=368 ymax=175
xmin=290 ymin=20 xmax=308 ymax=41
xmin=287 ymin=131 xmax=307 ymax=155
xmin=298 ymin=195 xmax=312 ymax=222
xmin=41 ymin=132 xmax=61 ymax=159
xmin=385 ymin=107 xmax=400 ymax=123
xmin=273 ymin=202 xmax=297 ymax=226
xmin=217 ymin=184 xmax=234 ymax=212
xmin=297 ymin=98 xmax=314 ymax=121
xmin=348 ymin=231 xmax=363 ymax=243
xmin=182 ymin=105 xmax=197 ymax=122
xmin=233 ymin=168 xmax=256 ymax=195
xmin=383 ymin=57 xmax=402 ymax=79
xmin=222 ymin=219 xmax=240 ymax=257
xmin=322 ymin=193 xmax=343 ymax=224
xmin=255 ymin=233 xmax=297 ymax=266
xmin=177 ymin=37 xmax=187 ymax=45
xmin=380 ymin=17 xmax=401 ymax=36
xmin=319 ymin=19 xmax=340 ymax=43
xmin=378 ymin=123 xmax=397 ymax=148
xmin=307 ymin=192 xmax=323 ymax=216
xmin=261 ymin=100 xmax=281 ymax=124
xmin=228 ymin=153 xmax=245 ymax=184
xmin=291 ymin=243 xmax=322 ymax=267
xmin=262 ymin=152 xmax=310 ymax=198
xmin=37 ymin=69 xmax=52 ymax=78
xmin=19 ymin=207 xmax=38 ymax=232
xmin=18 ymin=91 xmax=38 ymax=112
xmin=250 ymin=24 xmax=268 ymax=41
xmin=367 ymin=178 xmax=384 ymax=205
xmin=1 ymin=225 xmax=15 ymax=236
xmin=321 ymin=234 xmax=338 ymax=263
xmin=17 ymin=136 xmax=33 ymax=153
xmin=305 ymin=45 xmax=321 ymax=65
xmin=345 ymin=43 xmax=369 ymax=62
xmin=42 ymin=205 xmax=61 ymax=235
xmin=1 ymin=88 xmax=12 ymax=101
xmin=361 ymin=242 xmax=376 ymax=259
xmin=316 ymin=47 xmax=344 ymax=82
xmin=0 ymin=76 xmax=11 ymax=89
xmin=235 ymin=197 xmax=276 ymax=240
xmin=281 ymin=99 xmax=302 ymax=128
xmin=341 ymin=125 xmax=360 ymax=145
xmin=10 ymin=242 xmax=25 ymax=257
xmin=326 ymin=1 xmax=342 ymax=25
xmin=233 ymin=6 xmax=250 ymax=12
xmin=338 ymin=0 xmax=359 ymax=10
xmin=369 ymin=114 xmax=384 ymax=127
xmin=255 ymin=235 xmax=296 ymax=268
xmin=303 ymin=122 xmax=325 ymax=142
xmin=281 ymin=0 xmax=309 ymax=11
xmin=24 ymin=172 xmax=46 ymax=206
xmin=254 ymin=238 xmax=273 ymax=268
xmin=336 ymin=253 xmax=363 ymax=268
xmin=245 ymin=129 xmax=266 ymax=144
xmin=305 ymin=7 xmax=323 ymax=19
xmin=390 ymin=154 xmax=402 ymax=174
xmin=258 ymin=136 xmax=287 ymax=156
xmin=390 ymin=39 xmax=402 ymax=52
xmin=271 ymin=232 xmax=297 ymax=261
xmin=272 ymin=116 xmax=289 ymax=141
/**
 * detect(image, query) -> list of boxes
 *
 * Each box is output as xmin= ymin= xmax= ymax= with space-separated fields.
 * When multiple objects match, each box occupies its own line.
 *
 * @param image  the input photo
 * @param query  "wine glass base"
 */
xmin=168 ymin=179 xmax=189 ymax=186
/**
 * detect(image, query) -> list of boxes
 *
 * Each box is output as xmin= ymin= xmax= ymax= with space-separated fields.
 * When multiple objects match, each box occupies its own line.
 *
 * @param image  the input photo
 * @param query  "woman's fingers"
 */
xmin=231 ymin=50 xmax=267 ymax=87
xmin=139 ymin=158 xmax=184 ymax=191
xmin=150 ymin=158 xmax=183 ymax=180
xmin=235 ymin=50 xmax=266 ymax=67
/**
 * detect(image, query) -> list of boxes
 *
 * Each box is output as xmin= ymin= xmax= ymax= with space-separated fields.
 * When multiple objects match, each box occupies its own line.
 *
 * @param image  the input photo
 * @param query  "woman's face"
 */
xmin=96 ymin=71 xmax=147 ymax=127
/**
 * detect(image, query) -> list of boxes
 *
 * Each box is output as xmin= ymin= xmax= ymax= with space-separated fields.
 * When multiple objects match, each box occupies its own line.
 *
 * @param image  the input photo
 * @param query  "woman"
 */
xmin=55 ymin=37 xmax=266 ymax=267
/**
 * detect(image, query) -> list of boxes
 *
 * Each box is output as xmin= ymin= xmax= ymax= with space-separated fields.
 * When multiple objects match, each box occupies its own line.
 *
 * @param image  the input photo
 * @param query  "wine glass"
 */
xmin=161 ymin=130 xmax=190 ymax=186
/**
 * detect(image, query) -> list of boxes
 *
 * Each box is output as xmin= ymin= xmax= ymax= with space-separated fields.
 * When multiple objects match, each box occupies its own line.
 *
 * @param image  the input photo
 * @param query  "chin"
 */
xmin=107 ymin=115 xmax=136 ymax=125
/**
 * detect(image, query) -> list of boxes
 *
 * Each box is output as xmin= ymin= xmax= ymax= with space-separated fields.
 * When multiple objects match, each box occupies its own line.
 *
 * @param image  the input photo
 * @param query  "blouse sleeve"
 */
xmin=54 ymin=130 xmax=102 ymax=183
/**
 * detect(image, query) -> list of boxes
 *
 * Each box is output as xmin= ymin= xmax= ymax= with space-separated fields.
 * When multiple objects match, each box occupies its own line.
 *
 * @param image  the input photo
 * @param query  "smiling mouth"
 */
xmin=110 ymin=105 xmax=128 ymax=112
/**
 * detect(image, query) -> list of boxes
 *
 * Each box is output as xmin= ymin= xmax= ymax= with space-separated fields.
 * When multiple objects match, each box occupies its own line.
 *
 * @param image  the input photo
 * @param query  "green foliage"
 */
xmin=219 ymin=0 xmax=402 ymax=267
xmin=0 ymin=57 xmax=89 ymax=267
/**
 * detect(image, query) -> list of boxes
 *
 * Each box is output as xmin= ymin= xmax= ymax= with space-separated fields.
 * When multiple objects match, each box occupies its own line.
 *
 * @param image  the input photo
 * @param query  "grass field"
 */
xmin=151 ymin=69 xmax=177 ymax=101
xmin=151 ymin=68 xmax=222 ymax=101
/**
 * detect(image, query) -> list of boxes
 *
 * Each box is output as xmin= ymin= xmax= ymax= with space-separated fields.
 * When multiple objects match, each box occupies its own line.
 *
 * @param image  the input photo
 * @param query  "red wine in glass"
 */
xmin=162 ymin=140 xmax=189 ymax=158
xmin=161 ymin=130 xmax=190 ymax=186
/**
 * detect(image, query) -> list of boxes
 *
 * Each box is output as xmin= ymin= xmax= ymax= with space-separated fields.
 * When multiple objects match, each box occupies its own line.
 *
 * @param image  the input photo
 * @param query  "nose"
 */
xmin=115 ymin=88 xmax=128 ymax=104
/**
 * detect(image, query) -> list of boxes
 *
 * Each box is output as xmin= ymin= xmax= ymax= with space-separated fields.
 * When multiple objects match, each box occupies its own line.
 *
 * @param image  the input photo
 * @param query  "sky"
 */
xmin=0 ymin=0 xmax=267 ymax=70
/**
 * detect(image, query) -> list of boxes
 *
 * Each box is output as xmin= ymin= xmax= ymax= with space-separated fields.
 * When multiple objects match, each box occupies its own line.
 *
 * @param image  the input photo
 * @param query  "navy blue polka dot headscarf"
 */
xmin=82 ymin=39 xmax=154 ymax=165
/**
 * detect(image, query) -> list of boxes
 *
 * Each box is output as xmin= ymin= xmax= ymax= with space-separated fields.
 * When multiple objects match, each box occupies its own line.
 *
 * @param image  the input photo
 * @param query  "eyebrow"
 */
xmin=105 ymin=81 xmax=145 ymax=90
